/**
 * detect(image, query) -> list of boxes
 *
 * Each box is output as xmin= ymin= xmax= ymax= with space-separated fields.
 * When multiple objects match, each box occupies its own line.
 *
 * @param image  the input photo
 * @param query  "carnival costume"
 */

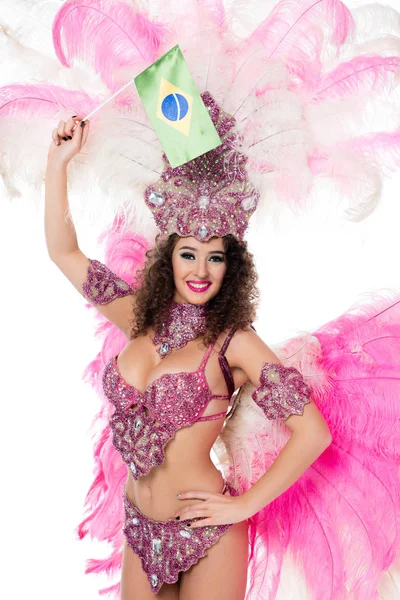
xmin=1 ymin=0 xmax=400 ymax=599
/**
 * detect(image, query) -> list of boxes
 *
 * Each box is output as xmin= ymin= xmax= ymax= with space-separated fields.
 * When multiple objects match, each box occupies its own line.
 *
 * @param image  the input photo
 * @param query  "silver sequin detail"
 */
xmin=122 ymin=487 xmax=239 ymax=591
xmin=132 ymin=517 xmax=139 ymax=525
xmin=198 ymin=195 xmax=210 ymax=209
xmin=198 ymin=225 xmax=208 ymax=239
xmin=82 ymin=259 xmax=132 ymax=305
xmin=134 ymin=418 xmax=143 ymax=432
xmin=152 ymin=538 xmax=162 ymax=554
xmin=160 ymin=342 xmax=170 ymax=355
xmin=148 ymin=191 xmax=165 ymax=206
xmin=130 ymin=461 xmax=137 ymax=474
xmin=267 ymin=369 xmax=281 ymax=383
xmin=252 ymin=363 xmax=312 ymax=420
xmin=153 ymin=302 xmax=207 ymax=358
xmin=179 ymin=529 xmax=191 ymax=539
xmin=242 ymin=195 xmax=257 ymax=211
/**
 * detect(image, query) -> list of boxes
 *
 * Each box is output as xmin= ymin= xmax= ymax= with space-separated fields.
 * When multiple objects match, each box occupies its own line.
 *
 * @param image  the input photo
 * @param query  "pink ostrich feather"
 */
xmin=0 ymin=83 xmax=97 ymax=117
xmin=248 ymin=0 xmax=355 ymax=60
xmin=345 ymin=129 xmax=400 ymax=176
xmin=201 ymin=0 xmax=227 ymax=32
xmin=227 ymin=291 xmax=400 ymax=599
xmin=308 ymin=127 xmax=400 ymax=177
xmin=52 ymin=0 xmax=167 ymax=93
xmin=313 ymin=55 xmax=400 ymax=102
xmin=76 ymin=219 xmax=149 ymax=593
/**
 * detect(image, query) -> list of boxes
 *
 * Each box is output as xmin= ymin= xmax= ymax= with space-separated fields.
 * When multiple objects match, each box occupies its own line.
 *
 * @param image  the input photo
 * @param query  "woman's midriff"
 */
xmin=124 ymin=416 xmax=226 ymax=521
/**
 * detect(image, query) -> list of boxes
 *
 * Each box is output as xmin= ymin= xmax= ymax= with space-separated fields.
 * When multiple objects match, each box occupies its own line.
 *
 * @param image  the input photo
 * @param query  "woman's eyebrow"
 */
xmin=179 ymin=246 xmax=226 ymax=255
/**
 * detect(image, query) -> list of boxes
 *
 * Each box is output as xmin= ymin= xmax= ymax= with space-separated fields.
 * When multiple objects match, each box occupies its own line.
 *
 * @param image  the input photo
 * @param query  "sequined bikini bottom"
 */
xmin=122 ymin=480 xmax=239 ymax=594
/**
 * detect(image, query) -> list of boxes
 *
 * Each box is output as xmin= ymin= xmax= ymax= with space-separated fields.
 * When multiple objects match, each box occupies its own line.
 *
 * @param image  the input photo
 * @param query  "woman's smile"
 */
xmin=186 ymin=280 xmax=212 ymax=293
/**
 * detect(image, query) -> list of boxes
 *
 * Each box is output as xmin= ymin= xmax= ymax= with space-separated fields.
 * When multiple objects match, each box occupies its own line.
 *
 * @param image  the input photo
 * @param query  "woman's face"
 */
xmin=171 ymin=236 xmax=227 ymax=304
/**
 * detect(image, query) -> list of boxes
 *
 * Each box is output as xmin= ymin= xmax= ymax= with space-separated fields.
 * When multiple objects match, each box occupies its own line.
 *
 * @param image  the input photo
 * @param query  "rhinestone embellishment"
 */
xmin=179 ymin=529 xmax=192 ymax=539
xmin=130 ymin=461 xmax=137 ymax=474
xmin=153 ymin=302 xmax=207 ymax=358
xmin=198 ymin=225 xmax=208 ymax=239
xmin=159 ymin=342 xmax=170 ymax=355
xmin=122 ymin=486 xmax=240 ymax=593
xmin=82 ymin=259 xmax=133 ymax=305
xmin=134 ymin=418 xmax=143 ymax=432
xmin=148 ymin=191 xmax=165 ymax=206
xmin=152 ymin=538 xmax=162 ymax=554
xmin=242 ymin=195 xmax=257 ymax=210
xmin=252 ymin=363 xmax=312 ymax=420
xmin=267 ymin=369 xmax=281 ymax=383
xmin=132 ymin=517 xmax=139 ymax=525
xmin=198 ymin=195 xmax=210 ymax=209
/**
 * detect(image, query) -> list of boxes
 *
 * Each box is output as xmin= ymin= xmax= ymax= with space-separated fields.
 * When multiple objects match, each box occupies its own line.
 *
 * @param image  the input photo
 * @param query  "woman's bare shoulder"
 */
xmin=224 ymin=326 xmax=280 ymax=369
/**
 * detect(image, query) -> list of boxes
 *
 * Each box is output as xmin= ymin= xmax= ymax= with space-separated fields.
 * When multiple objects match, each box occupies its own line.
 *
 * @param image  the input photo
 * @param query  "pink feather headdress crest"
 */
xmin=1 ymin=0 xmax=400 ymax=230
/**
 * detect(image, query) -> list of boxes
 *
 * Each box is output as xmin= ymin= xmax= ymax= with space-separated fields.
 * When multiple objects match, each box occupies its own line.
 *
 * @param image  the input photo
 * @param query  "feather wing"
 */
xmin=214 ymin=292 xmax=400 ymax=600
xmin=76 ymin=219 xmax=149 ymax=597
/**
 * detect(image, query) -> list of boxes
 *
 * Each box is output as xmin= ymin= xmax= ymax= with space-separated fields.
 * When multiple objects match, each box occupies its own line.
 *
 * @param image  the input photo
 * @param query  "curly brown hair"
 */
xmin=129 ymin=234 xmax=259 ymax=344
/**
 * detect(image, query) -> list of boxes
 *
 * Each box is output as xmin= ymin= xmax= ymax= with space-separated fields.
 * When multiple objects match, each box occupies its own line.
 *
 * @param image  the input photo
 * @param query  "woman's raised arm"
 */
xmin=45 ymin=115 xmax=135 ymax=338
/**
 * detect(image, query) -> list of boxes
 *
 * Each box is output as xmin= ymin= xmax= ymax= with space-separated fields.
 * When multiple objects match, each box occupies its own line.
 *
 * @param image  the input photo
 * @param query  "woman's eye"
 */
xmin=180 ymin=252 xmax=195 ymax=260
xmin=209 ymin=255 xmax=224 ymax=262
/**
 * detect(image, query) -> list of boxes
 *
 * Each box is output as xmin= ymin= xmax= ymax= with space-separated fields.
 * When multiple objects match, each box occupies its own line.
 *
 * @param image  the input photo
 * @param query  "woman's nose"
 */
xmin=194 ymin=260 xmax=209 ymax=279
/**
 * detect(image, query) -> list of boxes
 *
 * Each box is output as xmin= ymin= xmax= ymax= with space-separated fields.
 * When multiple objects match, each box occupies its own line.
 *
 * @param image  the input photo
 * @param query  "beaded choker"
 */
xmin=153 ymin=302 xmax=207 ymax=357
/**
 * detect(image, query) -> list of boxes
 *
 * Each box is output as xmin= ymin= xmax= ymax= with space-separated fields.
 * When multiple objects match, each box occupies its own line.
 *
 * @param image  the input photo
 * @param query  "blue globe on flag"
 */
xmin=161 ymin=93 xmax=189 ymax=122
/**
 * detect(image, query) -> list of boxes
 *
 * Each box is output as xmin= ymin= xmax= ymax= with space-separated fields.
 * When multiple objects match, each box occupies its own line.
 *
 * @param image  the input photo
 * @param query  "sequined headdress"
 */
xmin=144 ymin=92 xmax=260 ymax=242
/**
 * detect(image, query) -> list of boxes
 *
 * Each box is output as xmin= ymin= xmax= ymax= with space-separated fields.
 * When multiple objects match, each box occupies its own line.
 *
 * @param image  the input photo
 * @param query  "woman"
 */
xmin=45 ymin=114 xmax=332 ymax=599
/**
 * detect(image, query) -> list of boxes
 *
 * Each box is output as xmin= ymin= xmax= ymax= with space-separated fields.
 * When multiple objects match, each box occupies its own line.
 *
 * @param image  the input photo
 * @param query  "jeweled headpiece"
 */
xmin=144 ymin=92 xmax=260 ymax=242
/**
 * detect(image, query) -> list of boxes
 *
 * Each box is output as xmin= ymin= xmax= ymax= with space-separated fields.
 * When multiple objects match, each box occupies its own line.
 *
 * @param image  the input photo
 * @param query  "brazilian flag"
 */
xmin=134 ymin=45 xmax=221 ymax=168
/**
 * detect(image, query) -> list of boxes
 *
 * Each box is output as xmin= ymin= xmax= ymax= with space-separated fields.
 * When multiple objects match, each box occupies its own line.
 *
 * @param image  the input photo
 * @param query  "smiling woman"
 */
xmin=130 ymin=233 xmax=259 ymax=346
xmin=3 ymin=0 xmax=400 ymax=598
xmin=42 ymin=97 xmax=399 ymax=600
xmin=173 ymin=238 xmax=226 ymax=299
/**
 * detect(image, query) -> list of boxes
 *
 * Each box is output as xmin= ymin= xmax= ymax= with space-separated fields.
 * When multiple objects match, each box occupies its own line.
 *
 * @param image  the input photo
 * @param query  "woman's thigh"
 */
xmin=178 ymin=520 xmax=249 ymax=600
xmin=121 ymin=540 xmax=179 ymax=600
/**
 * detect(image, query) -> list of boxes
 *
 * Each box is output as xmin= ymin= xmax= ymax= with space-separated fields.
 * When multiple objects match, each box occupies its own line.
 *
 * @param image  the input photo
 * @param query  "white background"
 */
xmin=0 ymin=1 xmax=399 ymax=599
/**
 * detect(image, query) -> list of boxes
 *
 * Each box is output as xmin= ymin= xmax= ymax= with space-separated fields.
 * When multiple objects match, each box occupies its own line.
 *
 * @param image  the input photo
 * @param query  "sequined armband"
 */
xmin=251 ymin=363 xmax=312 ymax=420
xmin=82 ymin=259 xmax=133 ymax=304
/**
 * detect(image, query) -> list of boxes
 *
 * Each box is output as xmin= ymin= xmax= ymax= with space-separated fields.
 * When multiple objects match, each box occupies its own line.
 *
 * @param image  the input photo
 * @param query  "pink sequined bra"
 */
xmin=102 ymin=331 xmax=236 ymax=480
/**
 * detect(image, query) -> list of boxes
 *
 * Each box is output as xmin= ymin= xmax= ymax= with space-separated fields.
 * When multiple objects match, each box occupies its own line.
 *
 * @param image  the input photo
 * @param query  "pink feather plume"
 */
xmin=0 ymin=83 xmax=97 ymax=118
xmin=216 ymin=292 xmax=400 ymax=599
xmin=76 ymin=218 xmax=149 ymax=591
xmin=52 ymin=0 xmax=167 ymax=93
xmin=248 ymin=0 xmax=355 ymax=59
xmin=313 ymin=55 xmax=400 ymax=102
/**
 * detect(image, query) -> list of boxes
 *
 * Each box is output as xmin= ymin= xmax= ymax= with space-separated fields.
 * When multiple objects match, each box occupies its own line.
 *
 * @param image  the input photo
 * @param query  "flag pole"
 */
xmin=77 ymin=77 xmax=137 ymax=124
